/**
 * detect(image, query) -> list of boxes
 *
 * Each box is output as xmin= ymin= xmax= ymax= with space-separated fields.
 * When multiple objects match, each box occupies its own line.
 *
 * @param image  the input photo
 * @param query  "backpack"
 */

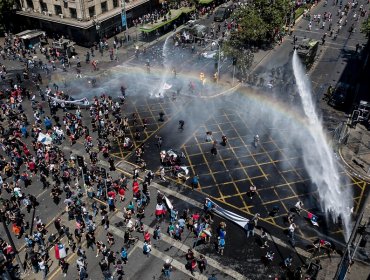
xmin=26 ymin=238 xmax=34 ymax=247
xmin=143 ymin=244 xmax=151 ymax=253
xmin=121 ymin=250 xmax=127 ymax=258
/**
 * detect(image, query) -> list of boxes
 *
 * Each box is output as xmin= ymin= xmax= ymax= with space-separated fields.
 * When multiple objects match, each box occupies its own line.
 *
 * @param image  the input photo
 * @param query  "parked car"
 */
xmin=214 ymin=4 xmax=234 ymax=22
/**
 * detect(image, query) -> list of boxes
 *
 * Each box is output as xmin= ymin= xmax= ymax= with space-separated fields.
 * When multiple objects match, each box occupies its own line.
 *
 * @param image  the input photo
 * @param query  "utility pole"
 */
xmin=121 ymin=0 xmax=127 ymax=31
xmin=232 ymin=57 xmax=237 ymax=86
xmin=76 ymin=155 xmax=88 ymax=200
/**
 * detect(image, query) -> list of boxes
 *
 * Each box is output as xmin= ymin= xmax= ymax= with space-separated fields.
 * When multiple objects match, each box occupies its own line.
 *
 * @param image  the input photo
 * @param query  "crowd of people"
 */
xmin=0 ymin=34 xmax=230 ymax=278
xmin=0 ymin=0 xmax=367 ymax=278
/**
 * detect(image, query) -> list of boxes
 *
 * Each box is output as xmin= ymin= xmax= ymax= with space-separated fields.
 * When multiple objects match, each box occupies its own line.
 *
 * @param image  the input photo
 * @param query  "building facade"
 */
xmin=21 ymin=0 xmax=123 ymax=21
xmin=16 ymin=0 xmax=157 ymax=46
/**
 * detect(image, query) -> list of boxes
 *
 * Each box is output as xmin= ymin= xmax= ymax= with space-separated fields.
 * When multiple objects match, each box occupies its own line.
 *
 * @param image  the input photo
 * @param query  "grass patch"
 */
xmin=295 ymin=6 xmax=305 ymax=20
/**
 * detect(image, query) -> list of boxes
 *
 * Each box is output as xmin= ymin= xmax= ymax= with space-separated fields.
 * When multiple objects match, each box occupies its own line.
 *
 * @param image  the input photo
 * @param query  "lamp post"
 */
xmin=120 ymin=0 xmax=127 ymax=31
xmin=212 ymin=41 xmax=221 ymax=84
xmin=95 ymin=20 xmax=101 ymax=40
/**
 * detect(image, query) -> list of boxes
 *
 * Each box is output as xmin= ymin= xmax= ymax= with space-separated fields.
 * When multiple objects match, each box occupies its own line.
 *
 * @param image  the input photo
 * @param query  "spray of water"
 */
xmin=150 ymin=35 xmax=172 ymax=98
xmin=292 ymin=51 xmax=352 ymax=240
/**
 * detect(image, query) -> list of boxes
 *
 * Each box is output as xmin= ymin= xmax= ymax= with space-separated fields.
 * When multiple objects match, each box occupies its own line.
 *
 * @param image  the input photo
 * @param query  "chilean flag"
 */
xmin=155 ymin=204 xmax=165 ymax=216
xmin=54 ymin=243 xmax=67 ymax=260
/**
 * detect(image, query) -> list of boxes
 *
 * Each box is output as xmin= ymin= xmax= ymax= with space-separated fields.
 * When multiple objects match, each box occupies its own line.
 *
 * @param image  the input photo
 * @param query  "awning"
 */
xmin=139 ymin=6 xmax=195 ymax=33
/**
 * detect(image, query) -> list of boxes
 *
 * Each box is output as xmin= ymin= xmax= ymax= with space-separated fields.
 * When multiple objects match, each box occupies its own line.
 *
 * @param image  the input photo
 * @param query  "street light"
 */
xmin=212 ymin=41 xmax=220 ymax=84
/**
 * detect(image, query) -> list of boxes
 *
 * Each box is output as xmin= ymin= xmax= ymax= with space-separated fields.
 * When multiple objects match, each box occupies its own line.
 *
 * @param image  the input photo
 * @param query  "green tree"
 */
xmin=361 ymin=17 xmax=370 ymax=37
xmin=222 ymin=0 xmax=291 ymax=74
xmin=231 ymin=7 xmax=268 ymax=46
xmin=258 ymin=0 xmax=292 ymax=37
xmin=229 ymin=0 xmax=291 ymax=45
xmin=223 ymin=42 xmax=254 ymax=80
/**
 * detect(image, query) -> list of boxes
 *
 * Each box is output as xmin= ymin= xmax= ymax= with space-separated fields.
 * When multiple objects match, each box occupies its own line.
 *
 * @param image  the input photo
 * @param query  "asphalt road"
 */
xmin=0 ymin=0 xmax=369 ymax=279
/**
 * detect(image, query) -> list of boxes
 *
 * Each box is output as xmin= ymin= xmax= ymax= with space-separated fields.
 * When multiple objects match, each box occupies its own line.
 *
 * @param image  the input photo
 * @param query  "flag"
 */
xmin=164 ymin=195 xmax=173 ymax=210
xmin=162 ymin=83 xmax=172 ymax=90
xmin=54 ymin=243 xmax=67 ymax=260
xmin=307 ymin=212 xmax=319 ymax=227
xmin=37 ymin=133 xmax=53 ymax=145
xmin=155 ymin=204 xmax=164 ymax=216
xmin=207 ymin=198 xmax=250 ymax=230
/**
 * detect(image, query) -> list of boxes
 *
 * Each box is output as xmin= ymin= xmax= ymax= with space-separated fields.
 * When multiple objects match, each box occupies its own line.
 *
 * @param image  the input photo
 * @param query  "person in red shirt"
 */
xmin=143 ymin=231 xmax=151 ymax=244
xmin=28 ymin=160 xmax=36 ymax=176
xmin=118 ymin=187 xmax=125 ymax=202
xmin=132 ymin=180 xmax=139 ymax=199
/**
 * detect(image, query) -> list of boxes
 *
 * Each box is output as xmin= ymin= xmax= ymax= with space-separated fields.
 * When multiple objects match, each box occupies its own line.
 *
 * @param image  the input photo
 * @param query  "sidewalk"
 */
xmin=340 ymin=123 xmax=370 ymax=181
xmin=315 ymin=193 xmax=370 ymax=280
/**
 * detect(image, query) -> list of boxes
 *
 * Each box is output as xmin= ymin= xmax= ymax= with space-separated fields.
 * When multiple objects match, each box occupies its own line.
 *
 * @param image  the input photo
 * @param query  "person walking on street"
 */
xmin=38 ymin=255 xmax=49 ymax=280
xmin=247 ymin=219 xmax=256 ymax=238
xmin=261 ymin=229 xmax=269 ymax=248
xmin=162 ymin=259 xmax=172 ymax=279
xmin=248 ymin=184 xmax=257 ymax=199
xmin=143 ymin=241 xmax=152 ymax=257
xmin=198 ymin=255 xmax=207 ymax=274
xmin=179 ymin=120 xmax=185 ymax=130
xmin=159 ymin=167 xmax=166 ymax=182
xmin=120 ymin=246 xmax=128 ymax=264
xmin=191 ymin=175 xmax=199 ymax=190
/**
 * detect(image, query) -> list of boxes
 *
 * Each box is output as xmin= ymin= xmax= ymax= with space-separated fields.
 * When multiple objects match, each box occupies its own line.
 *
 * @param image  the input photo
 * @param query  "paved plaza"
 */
xmin=0 ymin=0 xmax=370 ymax=279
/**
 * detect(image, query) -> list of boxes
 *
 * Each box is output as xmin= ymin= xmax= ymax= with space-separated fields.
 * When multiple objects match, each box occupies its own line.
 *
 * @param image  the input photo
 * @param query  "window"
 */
xmin=69 ymin=8 xmax=77 ymax=18
xmin=54 ymin=5 xmax=62 ymax=15
xmin=101 ymin=2 xmax=107 ymax=13
xmin=40 ymin=1 xmax=48 ymax=12
xmin=89 ymin=6 xmax=95 ymax=18
xmin=26 ymin=0 xmax=34 ymax=9
xmin=113 ymin=0 xmax=119 ymax=8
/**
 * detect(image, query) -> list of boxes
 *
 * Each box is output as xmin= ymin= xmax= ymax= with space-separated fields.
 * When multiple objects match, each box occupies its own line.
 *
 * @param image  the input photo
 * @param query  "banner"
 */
xmin=37 ymin=132 xmax=53 ymax=145
xmin=162 ymin=83 xmax=172 ymax=90
xmin=207 ymin=198 xmax=249 ymax=230
xmin=164 ymin=195 xmax=173 ymax=210
xmin=47 ymin=94 xmax=90 ymax=106
xmin=121 ymin=13 xmax=127 ymax=28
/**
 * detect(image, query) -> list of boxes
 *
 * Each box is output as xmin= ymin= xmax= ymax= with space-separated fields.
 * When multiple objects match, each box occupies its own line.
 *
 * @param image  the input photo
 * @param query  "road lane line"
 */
xmin=113 ymin=213 xmax=247 ymax=280
xmin=66 ymin=146 xmax=311 ymax=258
xmin=109 ymin=225 xmax=210 ymax=280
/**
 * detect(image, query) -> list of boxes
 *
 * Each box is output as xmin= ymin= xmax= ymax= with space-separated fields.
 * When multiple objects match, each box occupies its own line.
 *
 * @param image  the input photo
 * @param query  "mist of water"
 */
xmin=292 ymin=51 xmax=352 ymax=240
xmin=150 ymin=35 xmax=173 ymax=98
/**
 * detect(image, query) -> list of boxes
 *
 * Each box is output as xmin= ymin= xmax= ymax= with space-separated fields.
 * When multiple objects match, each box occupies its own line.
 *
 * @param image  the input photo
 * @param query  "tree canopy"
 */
xmin=361 ymin=16 xmax=370 ymax=37
xmin=222 ymin=0 xmax=292 ymax=75
xmin=230 ymin=0 xmax=292 ymax=45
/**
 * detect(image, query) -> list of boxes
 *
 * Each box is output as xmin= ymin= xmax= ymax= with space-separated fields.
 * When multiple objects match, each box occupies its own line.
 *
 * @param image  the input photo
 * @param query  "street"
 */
xmin=0 ymin=0 xmax=369 ymax=279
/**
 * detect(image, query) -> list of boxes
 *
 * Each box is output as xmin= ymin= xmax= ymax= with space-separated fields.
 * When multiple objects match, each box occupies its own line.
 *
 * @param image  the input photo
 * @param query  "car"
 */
xmin=186 ymin=20 xmax=198 ymax=27
xmin=214 ymin=5 xmax=234 ymax=22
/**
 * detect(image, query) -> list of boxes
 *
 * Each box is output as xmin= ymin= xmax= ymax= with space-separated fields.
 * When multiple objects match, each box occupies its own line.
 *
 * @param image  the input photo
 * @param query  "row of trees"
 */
xmin=222 ymin=0 xmax=293 ymax=78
